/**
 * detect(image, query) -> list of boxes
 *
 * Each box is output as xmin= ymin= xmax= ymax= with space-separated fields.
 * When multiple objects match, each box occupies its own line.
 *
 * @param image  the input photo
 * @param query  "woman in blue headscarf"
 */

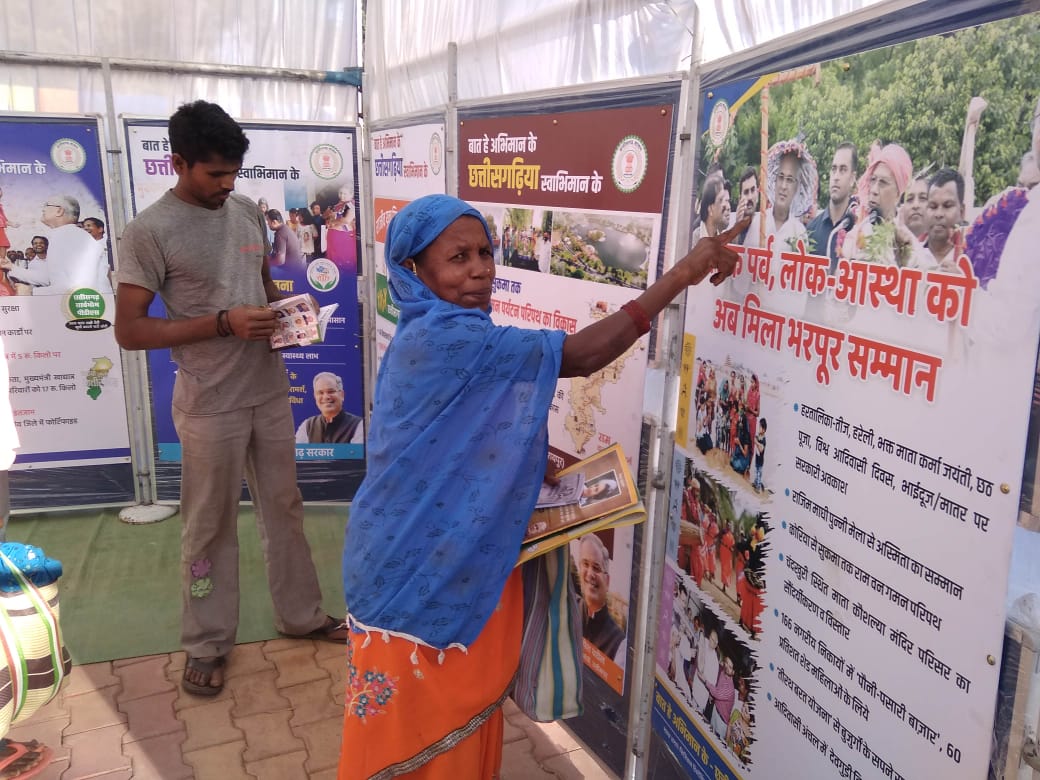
xmin=338 ymin=195 xmax=747 ymax=779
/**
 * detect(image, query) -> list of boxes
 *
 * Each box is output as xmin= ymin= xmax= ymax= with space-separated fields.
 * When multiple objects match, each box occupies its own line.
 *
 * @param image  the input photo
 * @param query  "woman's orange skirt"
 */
xmin=338 ymin=570 xmax=523 ymax=779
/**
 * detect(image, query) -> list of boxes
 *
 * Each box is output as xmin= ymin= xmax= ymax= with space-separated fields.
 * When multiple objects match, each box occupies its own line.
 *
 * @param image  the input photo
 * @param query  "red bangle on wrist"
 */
xmin=621 ymin=300 xmax=652 ymax=336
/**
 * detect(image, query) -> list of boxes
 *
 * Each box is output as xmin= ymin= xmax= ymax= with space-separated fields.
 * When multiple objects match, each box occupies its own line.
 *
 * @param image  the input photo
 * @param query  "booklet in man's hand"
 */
xmin=517 ymin=442 xmax=646 ymax=565
xmin=269 ymin=294 xmax=339 ymax=350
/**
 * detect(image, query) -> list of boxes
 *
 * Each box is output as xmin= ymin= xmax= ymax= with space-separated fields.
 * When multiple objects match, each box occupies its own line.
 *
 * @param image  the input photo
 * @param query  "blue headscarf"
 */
xmin=343 ymin=195 xmax=566 ymax=649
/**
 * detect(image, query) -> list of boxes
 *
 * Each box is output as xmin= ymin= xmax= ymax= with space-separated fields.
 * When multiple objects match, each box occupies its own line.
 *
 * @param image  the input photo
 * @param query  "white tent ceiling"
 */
xmin=0 ymin=0 xmax=360 ymax=120
xmin=364 ymin=0 xmax=890 ymax=120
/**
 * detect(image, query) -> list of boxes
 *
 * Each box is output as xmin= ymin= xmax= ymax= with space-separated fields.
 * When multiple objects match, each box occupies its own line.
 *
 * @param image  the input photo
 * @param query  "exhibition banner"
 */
xmin=123 ymin=119 xmax=364 ymax=464
xmin=0 ymin=116 xmax=131 ymax=469
xmin=369 ymin=121 xmax=446 ymax=364
xmin=653 ymin=14 xmax=1040 ymax=780
xmin=459 ymin=96 xmax=678 ymax=694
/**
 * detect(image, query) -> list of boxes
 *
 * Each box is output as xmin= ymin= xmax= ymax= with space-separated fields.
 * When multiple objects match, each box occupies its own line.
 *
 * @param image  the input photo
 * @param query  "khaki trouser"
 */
xmin=173 ymin=395 xmax=326 ymax=658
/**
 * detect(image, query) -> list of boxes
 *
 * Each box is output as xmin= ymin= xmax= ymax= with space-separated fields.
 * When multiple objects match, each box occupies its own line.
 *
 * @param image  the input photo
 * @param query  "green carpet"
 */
xmin=7 ymin=506 xmax=349 ymax=665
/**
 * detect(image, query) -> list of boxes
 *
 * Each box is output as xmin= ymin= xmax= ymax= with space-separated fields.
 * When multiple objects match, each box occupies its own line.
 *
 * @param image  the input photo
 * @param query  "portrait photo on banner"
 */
xmin=569 ymin=528 xmax=632 ymax=694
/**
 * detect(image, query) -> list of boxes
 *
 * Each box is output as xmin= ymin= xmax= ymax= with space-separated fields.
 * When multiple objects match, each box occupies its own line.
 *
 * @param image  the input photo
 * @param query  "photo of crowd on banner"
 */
xmin=0 ymin=184 xmax=111 ymax=298
xmin=477 ymin=203 xmax=653 ymax=290
xmin=677 ymin=464 xmax=769 ymax=641
xmin=667 ymin=582 xmax=757 ymax=766
xmin=698 ymin=102 xmax=1032 ymax=291
xmin=690 ymin=15 xmax=1040 ymax=400
xmin=489 ymin=207 xmax=552 ymax=273
xmin=691 ymin=357 xmax=771 ymax=498
xmin=249 ymin=184 xmax=358 ymax=277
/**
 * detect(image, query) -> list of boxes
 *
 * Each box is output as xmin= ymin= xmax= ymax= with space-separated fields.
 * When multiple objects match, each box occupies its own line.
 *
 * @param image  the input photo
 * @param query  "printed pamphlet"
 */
xmin=269 ymin=294 xmax=338 ymax=350
xmin=518 ymin=442 xmax=646 ymax=565
xmin=535 ymin=472 xmax=586 ymax=508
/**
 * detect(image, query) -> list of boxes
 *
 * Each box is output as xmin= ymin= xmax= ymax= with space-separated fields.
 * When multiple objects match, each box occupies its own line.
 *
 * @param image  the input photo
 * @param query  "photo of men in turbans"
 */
xmin=696 ymin=14 xmax=1040 ymax=365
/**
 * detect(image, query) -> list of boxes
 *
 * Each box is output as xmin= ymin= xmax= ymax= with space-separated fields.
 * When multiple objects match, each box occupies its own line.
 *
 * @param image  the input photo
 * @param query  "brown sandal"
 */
xmin=0 ymin=739 xmax=52 ymax=780
xmin=182 ymin=655 xmax=226 ymax=696
xmin=284 ymin=615 xmax=348 ymax=644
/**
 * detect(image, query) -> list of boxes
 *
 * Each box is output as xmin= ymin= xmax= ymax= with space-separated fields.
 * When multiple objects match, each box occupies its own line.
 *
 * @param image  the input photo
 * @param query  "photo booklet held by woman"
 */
xmin=519 ymin=443 xmax=645 ymax=564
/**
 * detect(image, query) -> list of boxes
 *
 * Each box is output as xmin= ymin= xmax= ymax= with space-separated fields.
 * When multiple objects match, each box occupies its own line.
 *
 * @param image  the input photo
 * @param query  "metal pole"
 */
xmin=100 ymin=59 xmax=145 ymax=504
xmin=445 ymin=42 xmax=460 ymax=197
xmin=358 ymin=53 xmax=377 ymax=441
xmin=99 ymin=58 xmax=178 ymax=525
xmin=625 ymin=5 xmax=704 ymax=778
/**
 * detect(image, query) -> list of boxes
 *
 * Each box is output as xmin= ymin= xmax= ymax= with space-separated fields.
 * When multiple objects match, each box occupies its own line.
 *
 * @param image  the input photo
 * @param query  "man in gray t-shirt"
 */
xmin=115 ymin=100 xmax=346 ymax=698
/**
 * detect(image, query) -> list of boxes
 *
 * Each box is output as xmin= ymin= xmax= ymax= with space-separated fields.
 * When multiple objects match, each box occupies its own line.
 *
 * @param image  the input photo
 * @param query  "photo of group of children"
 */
xmin=667 ymin=581 xmax=757 ymax=766
xmin=474 ymin=202 xmax=656 ymax=290
xmin=692 ymin=357 xmax=771 ymax=498
xmin=677 ymin=463 xmax=769 ymax=640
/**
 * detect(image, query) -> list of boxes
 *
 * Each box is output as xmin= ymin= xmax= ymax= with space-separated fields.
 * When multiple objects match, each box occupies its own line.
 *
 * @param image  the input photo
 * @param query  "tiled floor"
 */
xmin=10 ymin=638 xmax=618 ymax=779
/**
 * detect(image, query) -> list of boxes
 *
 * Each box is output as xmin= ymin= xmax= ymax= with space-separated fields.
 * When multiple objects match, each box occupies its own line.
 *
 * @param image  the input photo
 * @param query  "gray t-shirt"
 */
xmin=117 ymin=191 xmax=289 ymax=415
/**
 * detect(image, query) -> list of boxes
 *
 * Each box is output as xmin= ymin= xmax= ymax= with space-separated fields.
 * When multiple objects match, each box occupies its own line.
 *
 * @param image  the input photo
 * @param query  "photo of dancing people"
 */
xmin=677 ymin=462 xmax=769 ymax=640
xmin=666 ymin=582 xmax=757 ymax=766
xmin=691 ymin=357 xmax=773 ymax=499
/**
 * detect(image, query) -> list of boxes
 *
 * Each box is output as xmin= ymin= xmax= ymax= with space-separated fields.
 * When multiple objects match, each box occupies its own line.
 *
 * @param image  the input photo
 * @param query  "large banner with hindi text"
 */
xmin=369 ymin=121 xmax=446 ymax=366
xmin=651 ymin=13 xmax=1040 ymax=780
xmin=459 ymin=87 xmax=680 ymax=705
xmin=123 ymin=118 xmax=365 ymax=501
xmin=1 ymin=115 xmax=131 ymax=472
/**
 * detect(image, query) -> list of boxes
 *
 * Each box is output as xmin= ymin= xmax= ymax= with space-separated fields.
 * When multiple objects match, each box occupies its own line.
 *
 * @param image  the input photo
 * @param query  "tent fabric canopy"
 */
xmin=0 ymin=0 xmax=360 ymax=120
xmin=366 ymin=0 xmax=887 ymax=120
xmin=0 ymin=0 xmax=897 ymax=121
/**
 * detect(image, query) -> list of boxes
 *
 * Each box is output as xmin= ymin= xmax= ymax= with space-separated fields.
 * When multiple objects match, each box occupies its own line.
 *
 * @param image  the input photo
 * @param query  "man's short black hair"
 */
xmin=168 ymin=100 xmax=249 ymax=166
xmin=699 ymin=176 xmax=731 ymax=224
xmin=83 ymin=217 xmax=105 ymax=230
xmin=739 ymin=166 xmax=758 ymax=188
xmin=31 ymin=235 xmax=49 ymax=249
xmin=835 ymin=141 xmax=858 ymax=174
xmin=929 ymin=167 xmax=965 ymax=205
xmin=266 ymin=209 xmax=284 ymax=224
